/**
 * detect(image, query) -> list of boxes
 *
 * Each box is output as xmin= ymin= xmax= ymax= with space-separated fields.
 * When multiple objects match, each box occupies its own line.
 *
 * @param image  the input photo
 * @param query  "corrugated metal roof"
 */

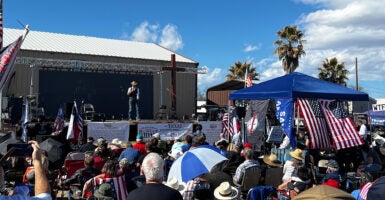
xmin=3 ymin=28 xmax=198 ymax=64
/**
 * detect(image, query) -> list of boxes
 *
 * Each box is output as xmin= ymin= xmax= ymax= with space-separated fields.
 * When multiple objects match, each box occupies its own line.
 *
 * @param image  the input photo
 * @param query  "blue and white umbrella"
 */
xmin=167 ymin=145 xmax=228 ymax=183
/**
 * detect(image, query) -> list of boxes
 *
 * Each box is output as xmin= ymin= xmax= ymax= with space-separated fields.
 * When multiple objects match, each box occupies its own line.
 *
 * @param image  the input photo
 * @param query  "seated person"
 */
xmin=82 ymin=159 xmax=127 ymax=199
xmin=278 ymin=166 xmax=312 ymax=199
xmin=321 ymin=159 xmax=343 ymax=188
xmin=62 ymin=155 xmax=101 ymax=197
xmin=233 ymin=147 xmax=260 ymax=185
xmin=358 ymin=143 xmax=383 ymax=174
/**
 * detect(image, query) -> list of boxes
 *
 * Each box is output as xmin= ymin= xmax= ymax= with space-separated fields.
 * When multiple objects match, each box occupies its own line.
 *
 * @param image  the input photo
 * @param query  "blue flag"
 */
xmin=275 ymin=98 xmax=295 ymax=148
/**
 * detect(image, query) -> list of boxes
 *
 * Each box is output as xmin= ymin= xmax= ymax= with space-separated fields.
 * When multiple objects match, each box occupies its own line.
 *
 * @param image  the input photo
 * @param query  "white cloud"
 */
xmin=159 ymin=24 xmax=184 ymax=51
xmin=197 ymin=67 xmax=224 ymax=91
xmin=259 ymin=0 xmax=385 ymax=98
xmin=243 ymin=43 xmax=260 ymax=52
xmin=130 ymin=21 xmax=159 ymax=43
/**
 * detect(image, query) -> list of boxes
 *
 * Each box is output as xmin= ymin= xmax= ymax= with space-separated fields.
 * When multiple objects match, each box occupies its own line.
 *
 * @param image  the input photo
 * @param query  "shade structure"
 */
xmin=229 ymin=72 xmax=369 ymax=101
xmin=167 ymin=145 xmax=228 ymax=183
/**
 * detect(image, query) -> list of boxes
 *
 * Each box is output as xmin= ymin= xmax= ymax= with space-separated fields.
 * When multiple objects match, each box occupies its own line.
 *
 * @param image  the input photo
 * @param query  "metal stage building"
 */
xmin=3 ymin=28 xmax=203 ymax=122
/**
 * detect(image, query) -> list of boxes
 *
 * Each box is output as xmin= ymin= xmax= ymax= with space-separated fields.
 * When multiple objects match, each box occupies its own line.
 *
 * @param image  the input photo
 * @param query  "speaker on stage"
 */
xmin=9 ymin=97 xmax=23 ymax=124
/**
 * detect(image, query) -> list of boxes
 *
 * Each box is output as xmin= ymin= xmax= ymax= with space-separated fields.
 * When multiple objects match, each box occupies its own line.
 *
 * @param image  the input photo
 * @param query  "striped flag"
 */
xmin=51 ymin=107 xmax=64 ymax=136
xmin=320 ymin=100 xmax=364 ymax=150
xmin=245 ymin=76 xmax=253 ymax=87
xmin=244 ymin=69 xmax=253 ymax=88
xmin=90 ymin=176 xmax=128 ymax=200
xmin=222 ymin=112 xmax=234 ymax=138
xmin=0 ymin=0 xmax=3 ymax=49
xmin=0 ymin=36 xmax=23 ymax=90
xmin=66 ymin=101 xmax=83 ymax=144
xmin=297 ymin=98 xmax=331 ymax=149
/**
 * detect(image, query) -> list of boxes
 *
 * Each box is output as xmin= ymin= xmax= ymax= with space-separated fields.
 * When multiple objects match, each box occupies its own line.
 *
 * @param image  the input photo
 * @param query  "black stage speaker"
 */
xmin=9 ymin=97 xmax=23 ymax=124
xmin=65 ymin=102 xmax=74 ymax=119
xmin=36 ymin=135 xmax=60 ymax=143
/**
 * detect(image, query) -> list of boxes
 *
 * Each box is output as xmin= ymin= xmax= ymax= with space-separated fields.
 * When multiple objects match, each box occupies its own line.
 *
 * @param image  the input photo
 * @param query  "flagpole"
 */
xmin=0 ymin=25 xmax=30 ymax=131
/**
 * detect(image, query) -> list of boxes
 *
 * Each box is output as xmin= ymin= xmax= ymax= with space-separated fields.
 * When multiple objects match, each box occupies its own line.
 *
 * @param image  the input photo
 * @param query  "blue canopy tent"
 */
xmin=229 ymin=72 xmax=369 ymax=101
xmin=364 ymin=110 xmax=385 ymax=126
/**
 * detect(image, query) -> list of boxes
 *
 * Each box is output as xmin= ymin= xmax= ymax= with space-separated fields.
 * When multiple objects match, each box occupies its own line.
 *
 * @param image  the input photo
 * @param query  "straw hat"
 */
xmin=289 ymin=149 xmax=304 ymax=161
xmin=263 ymin=154 xmax=282 ymax=167
xmin=164 ymin=177 xmax=186 ymax=194
xmin=131 ymin=81 xmax=138 ymax=86
xmin=292 ymin=185 xmax=355 ymax=200
xmin=214 ymin=181 xmax=239 ymax=200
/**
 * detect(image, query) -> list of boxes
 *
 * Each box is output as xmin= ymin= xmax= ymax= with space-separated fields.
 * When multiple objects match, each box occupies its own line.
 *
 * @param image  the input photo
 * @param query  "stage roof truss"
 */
xmin=16 ymin=57 xmax=202 ymax=75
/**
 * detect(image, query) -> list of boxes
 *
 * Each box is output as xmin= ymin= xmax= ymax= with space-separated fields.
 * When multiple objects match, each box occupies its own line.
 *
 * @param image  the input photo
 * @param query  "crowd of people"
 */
xmin=1 ymin=123 xmax=385 ymax=200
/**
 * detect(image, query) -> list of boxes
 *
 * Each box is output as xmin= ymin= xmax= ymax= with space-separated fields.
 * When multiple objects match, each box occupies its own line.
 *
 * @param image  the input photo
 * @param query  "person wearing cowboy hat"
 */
xmin=164 ymin=176 xmax=187 ymax=195
xmin=127 ymin=80 xmax=140 ymax=120
xmin=214 ymin=181 xmax=239 ymax=200
xmin=282 ymin=149 xmax=305 ymax=182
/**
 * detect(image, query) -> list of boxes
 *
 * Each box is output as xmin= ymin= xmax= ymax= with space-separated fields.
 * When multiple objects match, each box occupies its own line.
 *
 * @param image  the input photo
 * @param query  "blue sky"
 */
xmin=4 ymin=0 xmax=385 ymax=99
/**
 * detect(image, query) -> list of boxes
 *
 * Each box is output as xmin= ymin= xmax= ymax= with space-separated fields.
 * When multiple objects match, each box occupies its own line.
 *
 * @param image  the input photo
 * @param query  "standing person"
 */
xmin=127 ymin=153 xmax=183 ymax=200
xmin=133 ymin=134 xmax=146 ymax=155
xmin=357 ymin=120 xmax=368 ymax=142
xmin=127 ymin=80 xmax=140 ymax=120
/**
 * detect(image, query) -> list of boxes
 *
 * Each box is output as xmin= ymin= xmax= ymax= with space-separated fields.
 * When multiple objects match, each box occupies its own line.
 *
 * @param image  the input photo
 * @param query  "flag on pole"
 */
xmin=51 ymin=107 xmax=64 ymax=136
xmin=0 ymin=0 xmax=3 ymax=49
xmin=21 ymin=99 xmax=29 ymax=142
xmin=320 ymin=100 xmax=364 ymax=150
xmin=66 ymin=101 xmax=83 ymax=144
xmin=0 ymin=36 xmax=23 ymax=90
xmin=297 ymin=98 xmax=331 ymax=149
xmin=222 ymin=112 xmax=234 ymax=138
xmin=244 ymin=69 xmax=253 ymax=88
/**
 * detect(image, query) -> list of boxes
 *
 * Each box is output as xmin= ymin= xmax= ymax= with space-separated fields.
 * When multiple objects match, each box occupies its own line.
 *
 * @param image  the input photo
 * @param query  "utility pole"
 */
xmin=355 ymin=57 xmax=358 ymax=90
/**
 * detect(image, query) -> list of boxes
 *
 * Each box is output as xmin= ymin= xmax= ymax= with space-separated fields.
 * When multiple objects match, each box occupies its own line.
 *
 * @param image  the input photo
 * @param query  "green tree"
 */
xmin=317 ymin=57 xmax=349 ymax=86
xmin=226 ymin=61 xmax=258 ymax=81
xmin=274 ymin=25 xmax=306 ymax=74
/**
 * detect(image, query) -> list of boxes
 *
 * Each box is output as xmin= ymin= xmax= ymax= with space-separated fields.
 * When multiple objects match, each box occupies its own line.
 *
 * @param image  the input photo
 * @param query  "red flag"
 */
xmin=87 ymin=176 xmax=128 ymax=200
xmin=51 ymin=107 xmax=64 ymax=136
xmin=320 ymin=100 xmax=364 ymax=150
xmin=0 ymin=36 xmax=23 ymax=90
xmin=297 ymin=98 xmax=331 ymax=149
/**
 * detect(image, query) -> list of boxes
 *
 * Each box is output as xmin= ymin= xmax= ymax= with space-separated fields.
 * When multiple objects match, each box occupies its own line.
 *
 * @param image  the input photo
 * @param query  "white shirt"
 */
xmin=359 ymin=124 xmax=367 ymax=140
xmin=282 ymin=159 xmax=296 ymax=182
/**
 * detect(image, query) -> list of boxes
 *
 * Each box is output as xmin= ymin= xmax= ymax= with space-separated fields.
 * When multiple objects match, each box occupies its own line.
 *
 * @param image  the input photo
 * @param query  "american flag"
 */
xmin=320 ymin=100 xmax=364 ymax=150
xmin=245 ymin=76 xmax=253 ymax=87
xmin=0 ymin=0 xmax=3 ymax=49
xmin=51 ymin=107 xmax=64 ymax=136
xmin=297 ymin=98 xmax=331 ymax=149
xmin=0 ymin=36 xmax=23 ymax=90
xmin=66 ymin=101 xmax=83 ymax=144
xmin=89 ymin=176 xmax=128 ymax=200
xmin=222 ymin=112 xmax=234 ymax=138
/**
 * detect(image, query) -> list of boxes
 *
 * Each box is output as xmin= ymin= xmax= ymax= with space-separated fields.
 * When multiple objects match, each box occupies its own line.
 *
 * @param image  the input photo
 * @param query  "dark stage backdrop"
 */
xmin=38 ymin=71 xmax=153 ymax=120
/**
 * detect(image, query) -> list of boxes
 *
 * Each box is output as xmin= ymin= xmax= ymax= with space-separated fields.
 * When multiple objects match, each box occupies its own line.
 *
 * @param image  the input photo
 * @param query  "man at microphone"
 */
xmin=127 ymin=81 xmax=140 ymax=120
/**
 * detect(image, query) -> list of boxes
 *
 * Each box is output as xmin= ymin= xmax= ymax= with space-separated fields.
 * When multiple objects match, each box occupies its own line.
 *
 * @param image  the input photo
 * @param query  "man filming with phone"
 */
xmin=0 ymin=140 xmax=51 ymax=200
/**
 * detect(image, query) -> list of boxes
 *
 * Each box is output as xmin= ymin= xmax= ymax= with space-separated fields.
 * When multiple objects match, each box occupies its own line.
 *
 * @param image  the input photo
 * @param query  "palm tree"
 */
xmin=226 ymin=61 xmax=258 ymax=81
xmin=317 ymin=57 xmax=349 ymax=86
xmin=274 ymin=25 xmax=306 ymax=74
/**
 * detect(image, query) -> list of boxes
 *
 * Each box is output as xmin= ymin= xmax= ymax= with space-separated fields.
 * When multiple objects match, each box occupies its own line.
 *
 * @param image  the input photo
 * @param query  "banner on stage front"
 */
xmin=138 ymin=123 xmax=193 ymax=141
xmin=87 ymin=122 xmax=130 ymax=143
xmin=198 ymin=121 xmax=222 ymax=145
